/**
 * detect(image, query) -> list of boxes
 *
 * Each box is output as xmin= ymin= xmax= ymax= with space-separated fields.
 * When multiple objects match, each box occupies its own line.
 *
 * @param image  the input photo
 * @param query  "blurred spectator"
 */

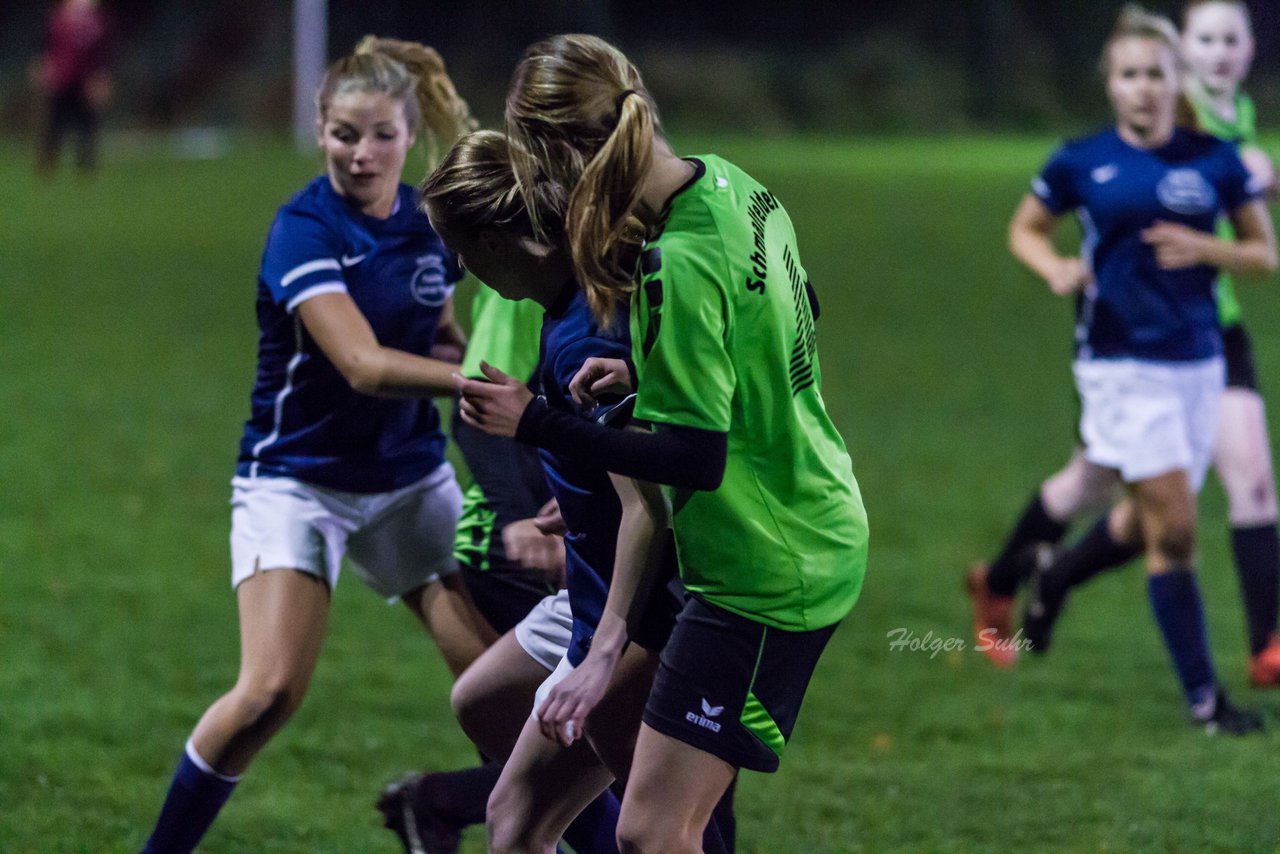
xmin=30 ymin=0 xmax=111 ymax=177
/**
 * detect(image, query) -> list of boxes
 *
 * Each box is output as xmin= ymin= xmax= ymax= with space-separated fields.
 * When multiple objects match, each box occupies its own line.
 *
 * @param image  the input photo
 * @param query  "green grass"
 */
xmin=4 ymin=132 xmax=1280 ymax=851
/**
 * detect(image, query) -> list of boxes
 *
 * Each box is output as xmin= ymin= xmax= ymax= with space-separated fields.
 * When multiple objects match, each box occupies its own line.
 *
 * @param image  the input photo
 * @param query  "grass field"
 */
xmin=4 ymin=132 xmax=1280 ymax=852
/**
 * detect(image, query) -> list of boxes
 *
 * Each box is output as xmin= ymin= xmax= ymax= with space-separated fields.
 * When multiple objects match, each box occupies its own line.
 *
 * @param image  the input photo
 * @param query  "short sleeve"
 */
xmin=259 ymin=209 xmax=348 ymax=312
xmin=632 ymin=238 xmax=735 ymax=433
xmin=1031 ymin=145 xmax=1079 ymax=215
xmin=1220 ymin=143 xmax=1266 ymax=211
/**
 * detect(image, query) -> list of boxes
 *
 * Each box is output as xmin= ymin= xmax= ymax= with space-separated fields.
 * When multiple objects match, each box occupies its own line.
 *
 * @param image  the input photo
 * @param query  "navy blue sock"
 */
xmin=559 ymin=788 xmax=620 ymax=854
xmin=1230 ymin=524 xmax=1280 ymax=655
xmin=986 ymin=491 xmax=1069 ymax=596
xmin=1148 ymin=569 xmax=1217 ymax=711
xmin=141 ymin=740 xmax=239 ymax=854
xmin=705 ymin=776 xmax=736 ymax=853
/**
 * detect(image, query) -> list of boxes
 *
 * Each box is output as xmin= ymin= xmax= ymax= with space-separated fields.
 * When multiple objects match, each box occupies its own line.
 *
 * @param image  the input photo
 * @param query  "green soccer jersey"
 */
xmin=631 ymin=155 xmax=868 ymax=631
xmin=454 ymin=284 xmax=544 ymax=569
xmin=1191 ymin=92 xmax=1258 ymax=329
xmin=460 ymin=283 xmax=543 ymax=380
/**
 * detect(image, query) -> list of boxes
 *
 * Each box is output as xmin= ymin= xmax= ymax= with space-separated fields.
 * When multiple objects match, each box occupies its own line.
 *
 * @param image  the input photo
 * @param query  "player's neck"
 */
xmin=1188 ymin=77 xmax=1239 ymax=124
xmin=635 ymin=138 xmax=697 ymax=225
xmin=1117 ymin=117 xmax=1174 ymax=150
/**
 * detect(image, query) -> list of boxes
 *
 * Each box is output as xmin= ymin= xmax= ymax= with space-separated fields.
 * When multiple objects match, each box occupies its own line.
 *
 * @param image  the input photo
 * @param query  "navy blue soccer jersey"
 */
xmin=1032 ymin=128 xmax=1261 ymax=362
xmin=237 ymin=177 xmax=462 ymax=493
xmin=534 ymin=284 xmax=635 ymax=666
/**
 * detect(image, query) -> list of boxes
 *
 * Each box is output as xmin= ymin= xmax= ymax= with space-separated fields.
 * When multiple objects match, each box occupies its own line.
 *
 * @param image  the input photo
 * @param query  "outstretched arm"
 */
xmin=298 ymin=292 xmax=459 ymax=397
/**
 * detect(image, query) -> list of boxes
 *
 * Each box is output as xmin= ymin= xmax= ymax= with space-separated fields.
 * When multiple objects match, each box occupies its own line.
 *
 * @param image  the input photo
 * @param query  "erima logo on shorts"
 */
xmin=1157 ymin=169 xmax=1216 ymax=215
xmin=686 ymin=698 xmax=724 ymax=733
xmin=410 ymin=254 xmax=453 ymax=307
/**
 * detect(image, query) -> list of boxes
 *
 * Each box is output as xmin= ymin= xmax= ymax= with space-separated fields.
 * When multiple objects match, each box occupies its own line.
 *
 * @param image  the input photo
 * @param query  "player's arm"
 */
xmin=1140 ymin=201 xmax=1277 ymax=277
xmin=297 ymin=292 xmax=459 ymax=397
xmin=536 ymin=471 xmax=670 ymax=745
xmin=1008 ymin=194 xmax=1090 ymax=296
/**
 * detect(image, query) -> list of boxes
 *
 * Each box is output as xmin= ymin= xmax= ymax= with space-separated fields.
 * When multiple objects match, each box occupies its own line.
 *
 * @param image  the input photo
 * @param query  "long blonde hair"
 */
xmin=505 ymin=34 xmax=656 ymax=322
xmin=318 ymin=36 xmax=477 ymax=166
xmin=420 ymin=130 xmax=565 ymax=243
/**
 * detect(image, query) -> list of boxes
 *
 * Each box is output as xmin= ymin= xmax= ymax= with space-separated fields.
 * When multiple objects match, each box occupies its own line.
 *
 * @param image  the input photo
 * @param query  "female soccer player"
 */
xmin=1005 ymin=6 xmax=1275 ymax=732
xmin=969 ymin=1 xmax=1280 ymax=684
xmin=139 ymin=38 xmax=493 ymax=853
xmin=421 ymin=128 xmax=705 ymax=854
xmin=456 ymin=35 xmax=868 ymax=853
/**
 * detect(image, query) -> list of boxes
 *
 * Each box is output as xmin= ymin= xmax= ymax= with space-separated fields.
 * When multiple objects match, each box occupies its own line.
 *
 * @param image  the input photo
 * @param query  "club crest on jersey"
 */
xmin=1156 ymin=169 xmax=1216 ymax=215
xmin=410 ymin=254 xmax=453 ymax=307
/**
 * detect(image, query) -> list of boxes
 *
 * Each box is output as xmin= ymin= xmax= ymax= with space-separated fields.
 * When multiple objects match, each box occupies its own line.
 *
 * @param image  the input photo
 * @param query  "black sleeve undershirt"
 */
xmin=515 ymin=398 xmax=727 ymax=491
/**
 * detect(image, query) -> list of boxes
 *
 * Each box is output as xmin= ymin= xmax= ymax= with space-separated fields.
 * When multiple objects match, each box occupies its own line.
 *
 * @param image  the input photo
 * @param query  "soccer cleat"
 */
xmin=377 ymin=773 xmax=463 ymax=854
xmin=1021 ymin=545 xmax=1066 ymax=654
xmin=965 ymin=562 xmax=1018 ymax=668
xmin=1248 ymin=634 xmax=1280 ymax=687
xmin=1192 ymin=688 xmax=1264 ymax=736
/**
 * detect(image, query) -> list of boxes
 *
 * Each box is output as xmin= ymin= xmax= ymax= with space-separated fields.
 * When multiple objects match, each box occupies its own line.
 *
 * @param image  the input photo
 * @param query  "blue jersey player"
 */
xmin=1005 ymin=8 xmax=1276 ymax=734
xmin=421 ymin=130 xmax=726 ymax=854
xmin=139 ymin=38 xmax=494 ymax=854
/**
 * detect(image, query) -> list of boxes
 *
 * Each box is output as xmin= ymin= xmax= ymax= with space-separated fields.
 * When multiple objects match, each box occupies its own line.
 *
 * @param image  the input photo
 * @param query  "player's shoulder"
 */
xmin=1055 ymin=129 xmax=1122 ymax=163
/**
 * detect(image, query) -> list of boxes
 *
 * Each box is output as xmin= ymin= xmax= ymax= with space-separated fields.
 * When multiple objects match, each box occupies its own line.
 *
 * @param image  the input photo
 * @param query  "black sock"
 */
xmin=987 ymin=491 xmax=1069 ymax=596
xmin=1230 ymin=524 xmax=1280 ymax=655
xmin=414 ymin=762 xmax=503 ymax=828
xmin=1050 ymin=513 xmax=1142 ymax=593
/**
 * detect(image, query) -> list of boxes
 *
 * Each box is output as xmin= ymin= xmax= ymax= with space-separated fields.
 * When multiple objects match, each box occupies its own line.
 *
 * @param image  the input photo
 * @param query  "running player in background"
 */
xmin=457 ymin=35 xmax=868 ymax=852
xmin=969 ymin=1 xmax=1280 ymax=685
xmin=139 ymin=38 xmax=492 ymax=854
xmin=1004 ymin=6 xmax=1275 ymax=733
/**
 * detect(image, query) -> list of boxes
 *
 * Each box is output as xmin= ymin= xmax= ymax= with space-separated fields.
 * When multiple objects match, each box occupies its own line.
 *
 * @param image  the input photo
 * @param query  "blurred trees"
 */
xmin=1 ymin=0 xmax=1277 ymax=135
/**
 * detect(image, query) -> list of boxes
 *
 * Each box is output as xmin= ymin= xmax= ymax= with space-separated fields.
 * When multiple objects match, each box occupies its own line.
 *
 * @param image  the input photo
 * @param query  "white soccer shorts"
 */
xmin=1074 ymin=356 xmax=1225 ymax=493
xmin=229 ymin=462 xmax=462 ymax=599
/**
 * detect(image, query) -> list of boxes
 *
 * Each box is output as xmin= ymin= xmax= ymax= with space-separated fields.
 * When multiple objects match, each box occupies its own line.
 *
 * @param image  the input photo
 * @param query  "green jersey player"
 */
xmin=455 ymin=33 xmax=867 ymax=853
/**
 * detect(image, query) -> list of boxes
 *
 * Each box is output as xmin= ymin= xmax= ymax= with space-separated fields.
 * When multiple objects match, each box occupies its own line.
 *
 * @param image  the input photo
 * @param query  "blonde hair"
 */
xmin=420 ymin=130 xmax=565 ymax=242
xmin=1101 ymin=5 xmax=1184 ymax=76
xmin=318 ymin=36 xmax=477 ymax=166
xmin=505 ymin=34 xmax=656 ymax=323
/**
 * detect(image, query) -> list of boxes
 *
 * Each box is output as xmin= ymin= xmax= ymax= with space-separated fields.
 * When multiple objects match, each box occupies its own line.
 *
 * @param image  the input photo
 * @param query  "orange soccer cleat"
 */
xmin=1248 ymin=634 xmax=1280 ymax=688
xmin=966 ymin=562 xmax=1019 ymax=668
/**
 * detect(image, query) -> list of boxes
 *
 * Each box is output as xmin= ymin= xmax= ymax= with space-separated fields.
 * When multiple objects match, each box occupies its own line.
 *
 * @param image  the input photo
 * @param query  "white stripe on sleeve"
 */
xmin=281 ymin=258 xmax=341 ymax=289
xmin=286 ymin=281 xmax=348 ymax=312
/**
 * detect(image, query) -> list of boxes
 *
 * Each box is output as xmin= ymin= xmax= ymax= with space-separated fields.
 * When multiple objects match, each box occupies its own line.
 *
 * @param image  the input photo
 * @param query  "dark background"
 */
xmin=2 ymin=1 xmax=1277 ymax=135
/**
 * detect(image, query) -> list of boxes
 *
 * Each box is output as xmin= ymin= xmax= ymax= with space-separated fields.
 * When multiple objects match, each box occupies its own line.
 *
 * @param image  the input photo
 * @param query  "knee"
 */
xmin=1222 ymin=470 xmax=1277 ymax=523
xmin=1153 ymin=520 xmax=1196 ymax=566
xmin=486 ymin=782 xmax=551 ymax=854
xmin=450 ymin=672 xmax=485 ymax=739
xmin=227 ymin=676 xmax=307 ymax=734
xmin=617 ymin=814 xmax=700 ymax=854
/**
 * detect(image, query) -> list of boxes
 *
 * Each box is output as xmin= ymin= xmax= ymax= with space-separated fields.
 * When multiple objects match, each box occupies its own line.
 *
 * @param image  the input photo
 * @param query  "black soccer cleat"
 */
xmin=1021 ymin=544 xmax=1066 ymax=654
xmin=377 ymin=773 xmax=463 ymax=854
xmin=1192 ymin=689 xmax=1264 ymax=736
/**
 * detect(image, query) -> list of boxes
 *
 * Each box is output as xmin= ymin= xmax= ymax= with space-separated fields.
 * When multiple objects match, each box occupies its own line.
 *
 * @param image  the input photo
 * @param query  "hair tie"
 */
xmin=615 ymin=89 xmax=639 ymax=121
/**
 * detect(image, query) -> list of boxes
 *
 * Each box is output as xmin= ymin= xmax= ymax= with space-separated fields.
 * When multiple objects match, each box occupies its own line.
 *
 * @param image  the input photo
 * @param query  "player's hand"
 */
xmin=536 ymin=652 xmax=615 ymax=746
xmin=569 ymin=357 xmax=632 ymax=410
xmin=533 ymin=498 xmax=567 ymax=536
xmin=1241 ymin=146 xmax=1277 ymax=197
xmin=1141 ymin=220 xmax=1210 ymax=270
xmin=455 ymin=361 xmax=533 ymax=437
xmin=1047 ymin=257 xmax=1091 ymax=296
xmin=502 ymin=518 xmax=565 ymax=576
